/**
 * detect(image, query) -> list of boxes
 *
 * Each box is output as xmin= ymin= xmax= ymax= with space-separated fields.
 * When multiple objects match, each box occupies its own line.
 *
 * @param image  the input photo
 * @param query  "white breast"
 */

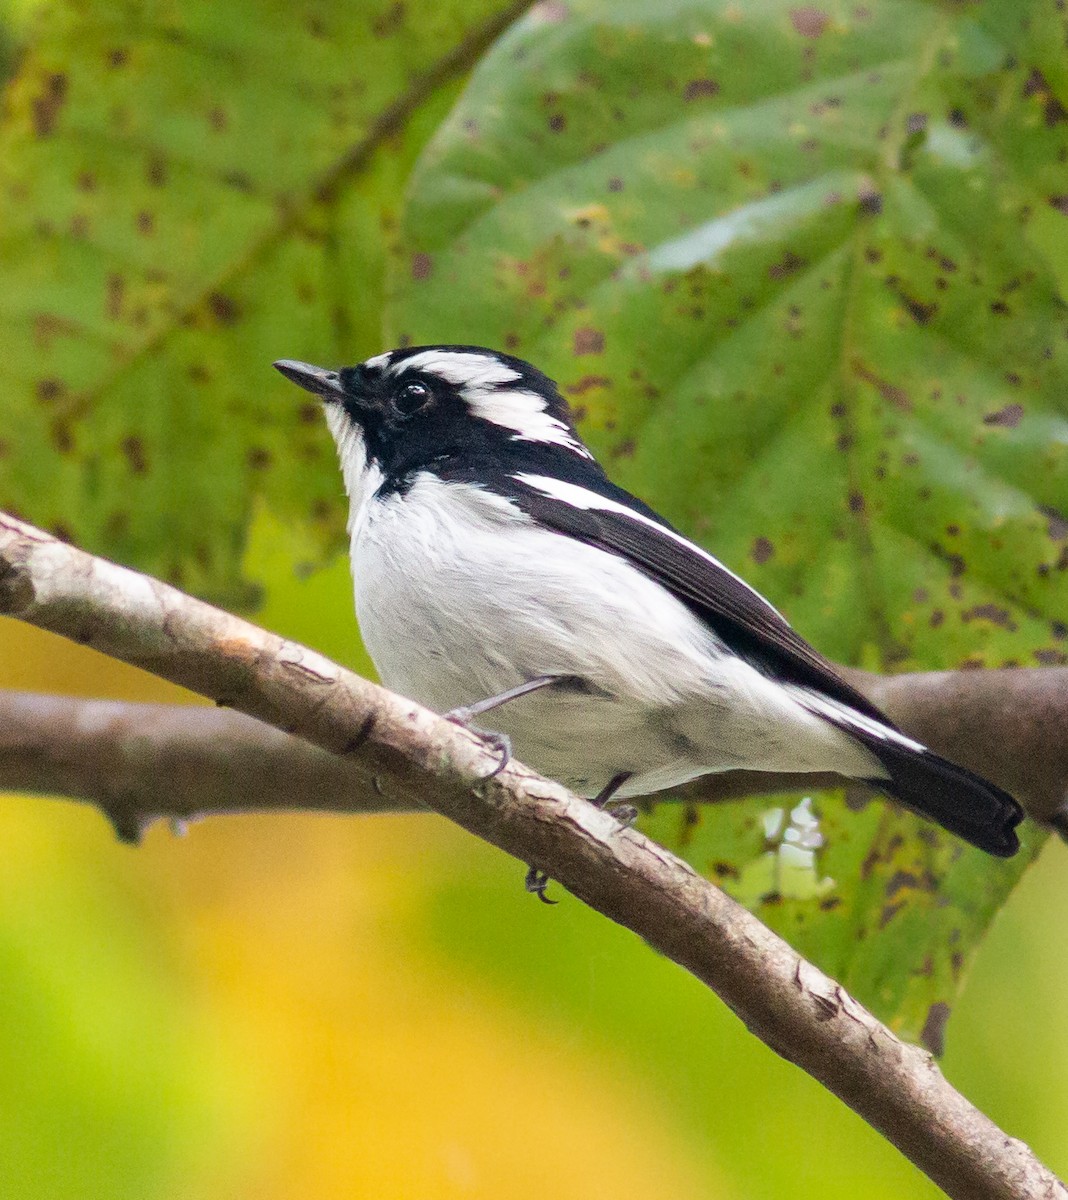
xmin=349 ymin=473 xmax=723 ymax=711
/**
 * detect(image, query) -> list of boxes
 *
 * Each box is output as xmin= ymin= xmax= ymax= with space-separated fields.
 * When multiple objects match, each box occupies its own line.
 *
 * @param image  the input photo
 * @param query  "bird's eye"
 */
xmin=393 ymin=381 xmax=431 ymax=416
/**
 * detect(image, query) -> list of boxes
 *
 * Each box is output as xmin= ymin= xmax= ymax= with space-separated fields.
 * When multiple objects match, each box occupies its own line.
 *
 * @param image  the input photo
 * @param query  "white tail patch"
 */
xmin=790 ymin=687 xmax=925 ymax=754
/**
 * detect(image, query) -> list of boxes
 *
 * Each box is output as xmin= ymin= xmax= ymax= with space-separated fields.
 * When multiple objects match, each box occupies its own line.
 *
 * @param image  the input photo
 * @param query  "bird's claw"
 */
xmin=524 ymin=865 xmax=557 ymax=904
xmin=445 ymin=709 xmax=512 ymax=779
xmin=606 ymin=801 xmax=639 ymax=828
xmin=480 ymin=731 xmax=511 ymax=778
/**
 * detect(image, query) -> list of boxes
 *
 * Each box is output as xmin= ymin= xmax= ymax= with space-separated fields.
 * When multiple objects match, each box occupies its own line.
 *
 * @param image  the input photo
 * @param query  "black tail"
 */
xmin=856 ymin=734 xmax=1023 ymax=857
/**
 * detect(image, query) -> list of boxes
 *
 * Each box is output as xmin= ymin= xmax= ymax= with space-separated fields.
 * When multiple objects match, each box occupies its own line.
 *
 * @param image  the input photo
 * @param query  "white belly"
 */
xmin=349 ymin=474 xmax=877 ymax=797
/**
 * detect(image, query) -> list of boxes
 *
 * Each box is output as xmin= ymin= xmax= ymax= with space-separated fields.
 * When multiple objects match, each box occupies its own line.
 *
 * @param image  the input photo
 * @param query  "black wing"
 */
xmin=507 ymin=474 xmax=892 ymax=726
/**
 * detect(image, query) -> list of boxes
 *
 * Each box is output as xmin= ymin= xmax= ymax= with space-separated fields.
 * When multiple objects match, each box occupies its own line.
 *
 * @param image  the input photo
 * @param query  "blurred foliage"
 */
xmin=0 ymin=0 xmax=1067 ymax=1193
xmin=0 ymin=0 xmax=526 ymax=599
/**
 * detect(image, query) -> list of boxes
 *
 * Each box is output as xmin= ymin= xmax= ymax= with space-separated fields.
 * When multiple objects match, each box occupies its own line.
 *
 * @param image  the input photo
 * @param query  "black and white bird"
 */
xmin=274 ymin=345 xmax=1023 ymax=872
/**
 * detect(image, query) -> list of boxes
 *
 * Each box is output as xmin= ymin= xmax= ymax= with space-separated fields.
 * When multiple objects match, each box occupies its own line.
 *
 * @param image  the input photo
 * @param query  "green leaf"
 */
xmin=391 ymin=0 xmax=1067 ymax=1042
xmin=0 ymin=0 xmax=527 ymax=601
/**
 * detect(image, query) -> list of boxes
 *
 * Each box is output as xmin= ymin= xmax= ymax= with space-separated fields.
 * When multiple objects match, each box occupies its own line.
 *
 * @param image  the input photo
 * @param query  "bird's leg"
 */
xmin=525 ymin=771 xmax=634 ymax=904
xmin=447 ymin=674 xmax=564 ymax=724
xmin=593 ymin=770 xmax=634 ymax=811
xmin=446 ymin=674 xmax=565 ymax=779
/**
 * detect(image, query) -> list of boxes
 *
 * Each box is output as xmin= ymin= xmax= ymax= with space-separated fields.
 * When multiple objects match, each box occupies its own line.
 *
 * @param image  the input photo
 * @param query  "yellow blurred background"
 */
xmin=1 ymin=515 xmax=1065 ymax=1200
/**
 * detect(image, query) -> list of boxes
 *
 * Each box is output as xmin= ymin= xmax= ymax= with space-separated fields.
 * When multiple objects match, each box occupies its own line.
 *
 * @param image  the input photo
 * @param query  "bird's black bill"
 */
xmin=273 ymin=358 xmax=345 ymax=401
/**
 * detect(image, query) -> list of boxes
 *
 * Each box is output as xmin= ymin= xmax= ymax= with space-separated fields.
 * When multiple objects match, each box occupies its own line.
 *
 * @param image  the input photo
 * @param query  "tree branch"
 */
xmin=4 ymin=669 xmax=1067 ymax=839
xmin=0 ymin=690 xmax=424 ymax=840
xmin=0 ymin=510 xmax=1063 ymax=1200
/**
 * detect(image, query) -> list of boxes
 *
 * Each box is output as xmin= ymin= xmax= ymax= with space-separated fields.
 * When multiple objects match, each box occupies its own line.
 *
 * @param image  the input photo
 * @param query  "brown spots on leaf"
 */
xmin=33 ymin=313 xmax=78 ymax=349
xmin=982 ymin=402 xmax=1023 ymax=428
xmin=612 ymin=438 xmax=635 ymax=459
xmin=32 ymin=72 xmax=68 ymax=137
xmin=751 ymin=537 xmax=774 ymax=564
xmin=411 ymin=252 xmax=432 ymax=280
xmin=885 ymin=869 xmax=918 ymax=898
xmin=857 ymin=184 xmax=882 ymax=215
xmin=683 ymin=78 xmax=720 ymax=101
xmin=919 ymin=1001 xmax=951 ymax=1057
xmin=879 ymin=899 xmax=905 ymax=929
xmin=934 ymin=548 xmax=966 ymax=578
xmin=207 ymin=106 xmax=227 ymax=132
xmin=900 ymin=292 xmax=937 ymax=325
xmin=35 ymin=378 xmax=66 ymax=403
xmin=77 ymin=172 xmax=97 ymax=192
xmin=107 ymin=48 xmax=129 ymax=68
xmin=146 ymin=155 xmax=168 ymax=187
xmin=929 ymin=610 xmax=944 ymax=628
xmin=905 ymin=112 xmax=927 ymax=136
xmin=1023 ymin=69 xmax=1068 ymax=127
xmin=1035 ymin=648 xmax=1068 ymax=666
xmin=247 ymin=447 xmax=272 ymax=470
xmin=105 ymin=273 xmax=125 ymax=320
xmin=607 ymin=176 xmax=623 ymax=192
xmin=851 ymin=359 xmax=910 ymax=410
xmin=297 ymin=403 xmax=319 ymax=424
xmin=1040 ymin=505 xmax=1068 ymax=540
xmin=51 ymin=420 xmax=74 ymax=453
xmin=989 ymin=300 xmax=1010 ymax=316
xmin=372 ymin=2 xmax=406 ymax=36
xmin=136 ymin=210 xmax=155 ymax=235
xmin=790 ymin=7 xmax=829 ymax=37
xmin=565 ymin=374 xmax=610 ymax=396
xmin=121 ymin=435 xmax=147 ymax=474
xmin=1051 ymin=195 xmax=1068 ymax=215
xmin=847 ymin=491 xmax=865 ymax=514
xmin=548 ymin=112 xmax=566 ymax=132
xmin=712 ymin=861 xmax=740 ymax=880
xmin=768 ymin=250 xmax=806 ymax=280
xmin=961 ymin=603 xmax=1016 ymax=630
xmin=69 ymin=214 xmax=89 ymax=239
xmin=573 ymin=327 xmax=605 ymax=355
xmin=207 ymin=292 xmax=239 ymax=324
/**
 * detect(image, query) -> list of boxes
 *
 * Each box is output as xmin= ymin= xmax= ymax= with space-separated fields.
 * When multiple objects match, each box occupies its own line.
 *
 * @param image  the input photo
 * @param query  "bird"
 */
xmin=274 ymin=344 xmax=1023 ymax=894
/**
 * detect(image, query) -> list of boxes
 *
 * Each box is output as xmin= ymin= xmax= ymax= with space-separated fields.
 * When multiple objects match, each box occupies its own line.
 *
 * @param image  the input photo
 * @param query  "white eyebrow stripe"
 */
xmin=388 ymin=350 xmax=521 ymax=388
xmin=391 ymin=350 xmax=592 ymax=456
xmin=513 ymin=472 xmax=783 ymax=618
xmin=363 ymin=352 xmax=392 ymax=370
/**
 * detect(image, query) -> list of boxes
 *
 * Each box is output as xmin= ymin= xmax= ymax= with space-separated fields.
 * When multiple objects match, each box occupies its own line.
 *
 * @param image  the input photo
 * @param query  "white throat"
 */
xmin=323 ymin=404 xmax=383 ymax=536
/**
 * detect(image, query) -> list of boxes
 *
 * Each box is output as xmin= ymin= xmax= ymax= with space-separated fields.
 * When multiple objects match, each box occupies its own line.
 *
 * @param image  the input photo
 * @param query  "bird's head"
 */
xmin=274 ymin=345 xmax=593 ymax=499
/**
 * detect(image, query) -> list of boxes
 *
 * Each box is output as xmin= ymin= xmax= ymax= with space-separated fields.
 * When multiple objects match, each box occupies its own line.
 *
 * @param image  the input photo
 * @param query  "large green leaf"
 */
xmin=0 ymin=0 xmax=527 ymax=600
xmin=390 ymin=0 xmax=1067 ymax=1042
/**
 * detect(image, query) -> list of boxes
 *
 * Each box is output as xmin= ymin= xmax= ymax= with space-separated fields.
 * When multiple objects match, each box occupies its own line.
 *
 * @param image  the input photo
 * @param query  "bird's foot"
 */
xmin=445 ymin=708 xmax=512 ymax=779
xmin=605 ymin=801 xmax=639 ymax=828
xmin=524 ymin=865 xmax=557 ymax=905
